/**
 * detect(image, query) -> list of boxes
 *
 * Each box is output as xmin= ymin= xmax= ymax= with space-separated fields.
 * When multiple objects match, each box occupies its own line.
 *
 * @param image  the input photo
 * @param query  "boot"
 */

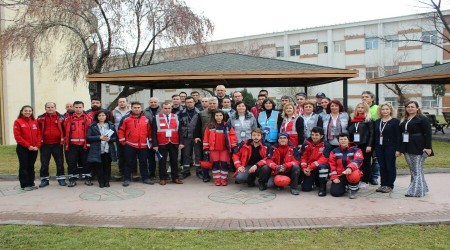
xmin=195 ymin=165 xmax=203 ymax=179
xmin=180 ymin=165 xmax=191 ymax=179
xmin=318 ymin=178 xmax=327 ymax=197
xmin=68 ymin=178 xmax=77 ymax=187
xmin=84 ymin=176 xmax=93 ymax=186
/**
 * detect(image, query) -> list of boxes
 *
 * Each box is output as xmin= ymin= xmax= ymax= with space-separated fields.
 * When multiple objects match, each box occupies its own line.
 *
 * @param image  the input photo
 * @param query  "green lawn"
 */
xmin=1 ymin=224 xmax=449 ymax=249
xmin=0 ymin=140 xmax=449 ymax=175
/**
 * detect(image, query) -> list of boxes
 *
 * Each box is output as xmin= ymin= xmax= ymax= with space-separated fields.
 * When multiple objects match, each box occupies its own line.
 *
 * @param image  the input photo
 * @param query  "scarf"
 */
xmin=327 ymin=114 xmax=342 ymax=140
xmin=352 ymin=114 xmax=365 ymax=123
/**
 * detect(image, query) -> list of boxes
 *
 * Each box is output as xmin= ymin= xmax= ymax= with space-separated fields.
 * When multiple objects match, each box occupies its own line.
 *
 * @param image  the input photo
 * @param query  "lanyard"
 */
xmin=354 ymin=122 xmax=359 ymax=133
xmin=405 ymin=116 xmax=414 ymax=131
xmin=379 ymin=120 xmax=388 ymax=135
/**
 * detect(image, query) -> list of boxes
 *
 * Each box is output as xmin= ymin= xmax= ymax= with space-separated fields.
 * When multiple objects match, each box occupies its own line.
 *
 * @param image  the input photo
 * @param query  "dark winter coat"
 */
xmin=87 ymin=122 xmax=118 ymax=163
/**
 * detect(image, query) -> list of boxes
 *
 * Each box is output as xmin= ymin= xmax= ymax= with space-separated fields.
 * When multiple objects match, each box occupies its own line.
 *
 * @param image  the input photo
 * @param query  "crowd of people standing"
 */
xmin=13 ymin=85 xmax=433 ymax=198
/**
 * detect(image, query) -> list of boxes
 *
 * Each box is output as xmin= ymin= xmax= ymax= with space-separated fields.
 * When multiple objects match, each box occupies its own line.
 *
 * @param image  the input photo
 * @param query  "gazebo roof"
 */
xmin=368 ymin=63 xmax=450 ymax=84
xmin=86 ymin=52 xmax=358 ymax=89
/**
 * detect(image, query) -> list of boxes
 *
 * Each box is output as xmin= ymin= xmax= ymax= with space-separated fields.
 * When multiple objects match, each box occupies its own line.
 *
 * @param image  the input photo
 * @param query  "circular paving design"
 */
xmin=79 ymin=188 xmax=145 ymax=201
xmin=0 ymin=185 xmax=25 ymax=197
xmin=209 ymin=189 xmax=276 ymax=205
xmin=358 ymin=185 xmax=408 ymax=199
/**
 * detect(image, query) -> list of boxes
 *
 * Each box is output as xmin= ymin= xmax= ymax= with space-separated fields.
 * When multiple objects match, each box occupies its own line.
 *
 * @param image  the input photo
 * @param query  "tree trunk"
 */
xmin=107 ymin=86 xmax=145 ymax=110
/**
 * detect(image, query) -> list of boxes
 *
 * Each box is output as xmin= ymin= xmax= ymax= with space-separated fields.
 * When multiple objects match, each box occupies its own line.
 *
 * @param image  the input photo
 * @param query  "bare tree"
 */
xmin=380 ymin=0 xmax=450 ymax=53
xmin=0 ymin=0 xmax=213 ymax=108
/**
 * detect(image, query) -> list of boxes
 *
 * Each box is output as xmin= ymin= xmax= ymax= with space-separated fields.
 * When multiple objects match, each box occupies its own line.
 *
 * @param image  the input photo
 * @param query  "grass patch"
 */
xmin=0 ymin=140 xmax=449 ymax=175
xmin=1 ymin=224 xmax=449 ymax=249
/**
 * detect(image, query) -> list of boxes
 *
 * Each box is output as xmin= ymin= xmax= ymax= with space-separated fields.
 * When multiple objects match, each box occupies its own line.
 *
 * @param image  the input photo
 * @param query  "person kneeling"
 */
xmin=300 ymin=127 xmax=331 ymax=196
xmin=329 ymin=133 xmax=363 ymax=199
xmin=233 ymin=128 xmax=270 ymax=191
xmin=266 ymin=132 xmax=301 ymax=195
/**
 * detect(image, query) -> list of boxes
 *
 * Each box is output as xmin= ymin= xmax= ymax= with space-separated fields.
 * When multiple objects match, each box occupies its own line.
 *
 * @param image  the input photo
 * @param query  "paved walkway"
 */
xmin=0 ymin=173 xmax=449 ymax=230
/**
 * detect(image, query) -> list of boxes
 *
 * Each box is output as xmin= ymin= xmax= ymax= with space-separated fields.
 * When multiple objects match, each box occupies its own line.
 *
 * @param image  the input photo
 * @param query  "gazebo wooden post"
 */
xmin=150 ymin=88 xmax=154 ymax=97
xmin=343 ymin=78 xmax=348 ymax=108
xmin=375 ymin=83 xmax=380 ymax=105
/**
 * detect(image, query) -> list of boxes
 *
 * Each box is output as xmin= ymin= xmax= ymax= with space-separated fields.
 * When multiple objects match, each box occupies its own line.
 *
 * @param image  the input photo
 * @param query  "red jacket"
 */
xmin=300 ymin=139 xmax=331 ymax=170
xmin=232 ymin=140 xmax=268 ymax=170
xmin=266 ymin=144 xmax=298 ymax=175
xmin=13 ymin=117 xmax=42 ymax=148
xmin=37 ymin=112 xmax=64 ymax=144
xmin=329 ymin=144 xmax=363 ymax=181
xmin=203 ymin=122 xmax=237 ymax=152
xmin=118 ymin=113 xmax=151 ymax=149
xmin=64 ymin=113 xmax=92 ymax=150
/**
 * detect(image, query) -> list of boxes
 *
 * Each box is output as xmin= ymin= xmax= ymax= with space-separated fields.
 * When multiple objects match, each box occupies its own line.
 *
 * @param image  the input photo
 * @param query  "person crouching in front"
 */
xmin=329 ymin=133 xmax=363 ymax=199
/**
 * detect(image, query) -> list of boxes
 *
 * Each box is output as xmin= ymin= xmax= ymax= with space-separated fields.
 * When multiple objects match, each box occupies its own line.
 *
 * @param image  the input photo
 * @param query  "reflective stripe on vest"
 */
xmin=258 ymin=111 xmax=279 ymax=142
xmin=155 ymin=113 xmax=179 ymax=145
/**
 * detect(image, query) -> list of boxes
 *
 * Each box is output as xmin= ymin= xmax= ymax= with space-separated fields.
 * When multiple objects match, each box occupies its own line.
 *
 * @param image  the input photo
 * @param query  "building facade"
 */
xmin=102 ymin=11 xmax=450 ymax=114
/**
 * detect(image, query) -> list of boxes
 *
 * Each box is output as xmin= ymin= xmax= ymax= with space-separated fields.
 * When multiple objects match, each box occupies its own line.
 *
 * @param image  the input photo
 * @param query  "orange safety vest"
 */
xmin=155 ymin=113 xmax=180 ymax=145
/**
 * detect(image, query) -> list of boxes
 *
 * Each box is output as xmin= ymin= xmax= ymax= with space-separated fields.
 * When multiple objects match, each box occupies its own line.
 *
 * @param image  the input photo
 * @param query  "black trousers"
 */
xmin=92 ymin=153 xmax=112 ymax=185
xmin=158 ymin=143 xmax=179 ymax=180
xmin=67 ymin=144 xmax=89 ymax=178
xmin=123 ymin=145 xmax=149 ymax=181
xmin=40 ymin=143 xmax=65 ymax=179
xmin=17 ymin=145 xmax=38 ymax=188
xmin=147 ymin=148 xmax=156 ymax=178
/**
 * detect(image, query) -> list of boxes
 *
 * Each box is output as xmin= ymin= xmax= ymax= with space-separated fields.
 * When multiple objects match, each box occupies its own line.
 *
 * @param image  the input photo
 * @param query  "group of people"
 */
xmin=13 ymin=85 xmax=433 ymax=198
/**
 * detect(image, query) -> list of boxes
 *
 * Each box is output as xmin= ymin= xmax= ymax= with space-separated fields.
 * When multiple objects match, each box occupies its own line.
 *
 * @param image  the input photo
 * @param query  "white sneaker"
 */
xmin=358 ymin=182 xmax=368 ymax=189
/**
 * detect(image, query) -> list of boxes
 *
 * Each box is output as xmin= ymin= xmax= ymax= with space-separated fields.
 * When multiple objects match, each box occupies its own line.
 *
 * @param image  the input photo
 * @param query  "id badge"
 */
xmin=353 ymin=133 xmax=360 ymax=142
xmin=402 ymin=132 xmax=409 ymax=142
xmin=379 ymin=136 xmax=383 ymax=145
xmin=240 ymin=131 xmax=246 ymax=138
xmin=166 ymin=130 xmax=172 ymax=137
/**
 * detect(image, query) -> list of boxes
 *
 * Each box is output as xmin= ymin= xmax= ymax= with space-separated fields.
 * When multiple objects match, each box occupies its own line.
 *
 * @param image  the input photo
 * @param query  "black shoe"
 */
xmin=180 ymin=172 xmax=191 ymax=180
xmin=290 ymin=188 xmax=300 ymax=195
xmin=85 ymin=177 xmax=93 ymax=186
xmin=195 ymin=168 xmax=203 ymax=179
xmin=318 ymin=182 xmax=327 ymax=197
xmin=99 ymin=183 xmax=104 ymax=188
xmin=369 ymin=179 xmax=379 ymax=185
xmin=105 ymin=182 xmax=110 ymax=187
xmin=58 ymin=179 xmax=66 ymax=186
xmin=203 ymin=176 xmax=210 ymax=183
xmin=68 ymin=179 xmax=77 ymax=187
xmin=122 ymin=180 xmax=130 ymax=187
xmin=247 ymin=181 xmax=255 ymax=187
xmin=143 ymin=178 xmax=155 ymax=185
xmin=259 ymin=182 xmax=267 ymax=191
xmin=39 ymin=179 xmax=49 ymax=188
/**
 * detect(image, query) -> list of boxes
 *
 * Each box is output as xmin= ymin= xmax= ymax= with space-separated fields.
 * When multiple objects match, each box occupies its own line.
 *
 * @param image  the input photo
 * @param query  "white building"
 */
xmin=102 ymin=11 xmax=450 ymax=113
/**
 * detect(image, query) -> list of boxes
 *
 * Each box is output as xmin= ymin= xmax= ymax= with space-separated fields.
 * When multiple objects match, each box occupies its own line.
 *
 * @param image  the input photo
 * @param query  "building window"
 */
xmin=384 ymin=66 xmax=399 ymax=76
xmin=276 ymin=47 xmax=284 ymax=57
xmin=105 ymin=84 xmax=110 ymax=93
xmin=384 ymin=35 xmax=398 ymax=48
xmin=334 ymin=41 xmax=345 ymax=53
xmin=366 ymin=67 xmax=379 ymax=79
xmin=422 ymin=31 xmax=438 ymax=44
xmin=422 ymin=96 xmax=437 ymax=109
xmin=365 ymin=37 xmax=379 ymax=50
xmin=385 ymin=97 xmax=398 ymax=108
xmin=290 ymin=45 xmax=300 ymax=56
xmin=318 ymin=42 xmax=328 ymax=54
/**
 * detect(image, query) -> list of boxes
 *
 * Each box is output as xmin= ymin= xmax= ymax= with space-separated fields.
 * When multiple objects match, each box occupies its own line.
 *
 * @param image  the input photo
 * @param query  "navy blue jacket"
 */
xmin=87 ymin=122 xmax=118 ymax=163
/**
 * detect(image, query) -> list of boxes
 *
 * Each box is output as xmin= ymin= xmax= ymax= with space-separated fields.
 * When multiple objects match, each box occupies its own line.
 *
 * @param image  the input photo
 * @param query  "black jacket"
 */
xmin=87 ymin=122 xmax=118 ymax=163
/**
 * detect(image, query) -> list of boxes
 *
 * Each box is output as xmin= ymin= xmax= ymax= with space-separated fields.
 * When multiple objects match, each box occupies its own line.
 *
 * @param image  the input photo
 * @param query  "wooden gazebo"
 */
xmin=87 ymin=53 xmax=358 ymax=106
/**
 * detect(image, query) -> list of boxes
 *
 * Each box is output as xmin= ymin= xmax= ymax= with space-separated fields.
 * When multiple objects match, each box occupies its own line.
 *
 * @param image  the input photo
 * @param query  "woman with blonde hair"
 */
xmin=348 ymin=102 xmax=374 ymax=187
xmin=374 ymin=103 xmax=401 ymax=193
xmin=399 ymin=101 xmax=432 ymax=197
xmin=280 ymin=103 xmax=304 ymax=147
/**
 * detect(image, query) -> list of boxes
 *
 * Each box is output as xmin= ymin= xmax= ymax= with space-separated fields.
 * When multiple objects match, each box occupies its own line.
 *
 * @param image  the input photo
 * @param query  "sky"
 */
xmin=184 ymin=0 xmax=450 ymax=41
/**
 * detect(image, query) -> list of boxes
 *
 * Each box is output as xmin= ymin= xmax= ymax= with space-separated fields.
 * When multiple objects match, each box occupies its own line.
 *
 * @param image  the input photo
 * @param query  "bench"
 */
xmin=443 ymin=112 xmax=450 ymax=128
xmin=425 ymin=114 xmax=447 ymax=134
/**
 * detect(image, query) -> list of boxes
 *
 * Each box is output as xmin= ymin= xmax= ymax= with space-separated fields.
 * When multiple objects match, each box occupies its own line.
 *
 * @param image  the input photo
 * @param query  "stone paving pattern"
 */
xmin=0 ymin=173 xmax=449 ymax=230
